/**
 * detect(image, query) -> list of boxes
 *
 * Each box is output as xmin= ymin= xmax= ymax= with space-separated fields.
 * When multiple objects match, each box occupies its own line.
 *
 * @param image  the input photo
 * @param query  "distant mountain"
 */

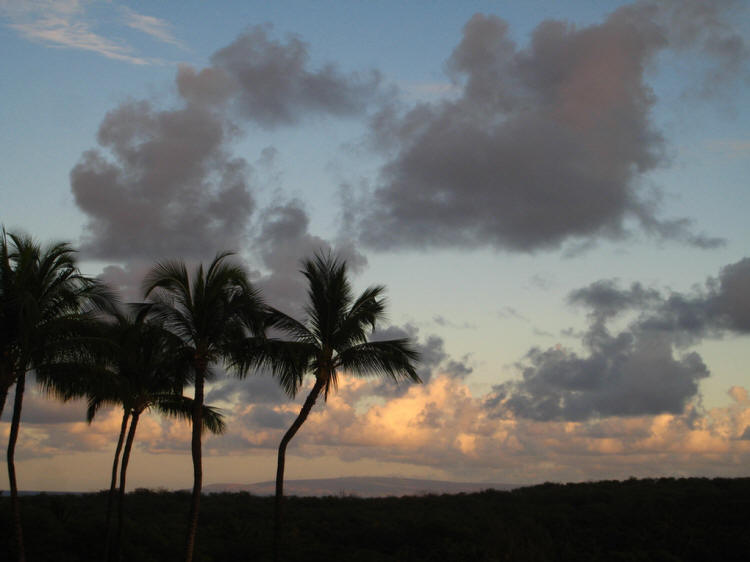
xmin=203 ymin=476 xmax=518 ymax=497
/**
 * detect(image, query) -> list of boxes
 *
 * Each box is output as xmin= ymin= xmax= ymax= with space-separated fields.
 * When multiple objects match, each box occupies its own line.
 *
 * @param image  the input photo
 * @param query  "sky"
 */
xmin=1 ymin=0 xmax=750 ymax=492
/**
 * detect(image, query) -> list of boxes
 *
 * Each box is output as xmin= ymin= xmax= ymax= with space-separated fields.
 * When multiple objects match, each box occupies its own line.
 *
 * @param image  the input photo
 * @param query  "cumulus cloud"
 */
xmin=194 ymin=25 xmax=382 ymax=128
xmin=491 ymin=257 xmax=750 ymax=422
xmin=571 ymin=257 xmax=750 ymax=341
xmin=71 ymin=25 xmax=377 ymax=299
xmin=368 ymin=324 xmax=472 ymax=398
xmin=190 ymin=376 xmax=750 ymax=482
xmin=355 ymin=2 xmax=745 ymax=252
xmin=487 ymin=332 xmax=709 ymax=421
xmin=71 ymin=99 xmax=255 ymax=261
xmin=251 ymin=199 xmax=368 ymax=313
xmin=5 ymin=375 xmax=750 ymax=483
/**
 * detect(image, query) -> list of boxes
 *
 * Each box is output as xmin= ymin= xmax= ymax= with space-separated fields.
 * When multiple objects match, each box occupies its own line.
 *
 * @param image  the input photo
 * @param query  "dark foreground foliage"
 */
xmin=1 ymin=477 xmax=749 ymax=561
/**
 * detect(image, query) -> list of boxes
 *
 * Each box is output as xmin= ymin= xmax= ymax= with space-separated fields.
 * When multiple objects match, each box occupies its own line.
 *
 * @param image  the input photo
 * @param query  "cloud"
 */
xmin=5 ymin=375 xmax=750 ymax=483
xmin=120 ymin=6 xmax=185 ymax=49
xmin=354 ymin=3 xmax=745 ymax=252
xmin=215 ymin=376 xmax=750 ymax=482
xmin=492 ymin=257 xmax=750 ymax=422
xmin=0 ymin=388 xmax=87 ymax=425
xmin=251 ymin=199 xmax=368 ymax=314
xmin=71 ymin=25 xmax=374 ymax=293
xmin=433 ymin=315 xmax=477 ymax=330
xmin=571 ymin=257 xmax=750 ymax=340
xmin=2 ymin=0 xmax=160 ymax=65
xmin=496 ymin=307 xmax=527 ymax=321
xmin=180 ymin=24 xmax=382 ymax=128
xmin=71 ymin=99 xmax=255 ymax=261
xmin=205 ymin=375 xmax=288 ymax=408
xmin=487 ymin=332 xmax=709 ymax=421
xmin=369 ymin=324 xmax=472 ymax=397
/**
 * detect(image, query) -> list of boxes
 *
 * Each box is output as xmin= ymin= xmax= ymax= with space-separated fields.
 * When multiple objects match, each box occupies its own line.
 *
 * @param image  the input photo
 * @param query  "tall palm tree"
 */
xmin=267 ymin=252 xmax=421 ymax=560
xmin=142 ymin=252 xmax=265 ymax=562
xmin=67 ymin=307 xmax=226 ymax=562
xmin=0 ymin=230 xmax=113 ymax=562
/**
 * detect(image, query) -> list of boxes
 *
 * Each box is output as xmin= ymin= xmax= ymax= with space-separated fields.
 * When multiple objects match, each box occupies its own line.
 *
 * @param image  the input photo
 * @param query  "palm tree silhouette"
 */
xmin=67 ymin=306 xmax=226 ymax=561
xmin=267 ymin=252 xmax=421 ymax=560
xmin=142 ymin=252 xmax=265 ymax=562
xmin=0 ymin=229 xmax=113 ymax=562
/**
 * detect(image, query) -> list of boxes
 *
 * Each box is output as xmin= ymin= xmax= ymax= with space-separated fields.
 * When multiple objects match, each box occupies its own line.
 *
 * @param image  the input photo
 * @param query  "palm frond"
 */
xmin=227 ymin=336 xmax=316 ymax=397
xmin=335 ymin=339 xmax=421 ymax=383
xmin=151 ymin=394 xmax=226 ymax=435
xmin=265 ymin=308 xmax=317 ymax=345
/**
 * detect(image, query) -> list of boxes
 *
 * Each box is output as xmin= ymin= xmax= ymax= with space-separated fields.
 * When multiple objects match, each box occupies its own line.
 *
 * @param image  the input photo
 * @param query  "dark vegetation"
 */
xmin=1 ymin=477 xmax=748 ymax=561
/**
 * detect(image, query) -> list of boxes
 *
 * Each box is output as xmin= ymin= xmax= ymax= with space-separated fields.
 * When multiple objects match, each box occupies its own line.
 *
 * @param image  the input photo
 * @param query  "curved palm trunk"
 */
xmin=7 ymin=372 xmax=26 ymax=562
xmin=112 ymin=410 xmax=140 ymax=562
xmin=184 ymin=372 xmax=205 ymax=562
xmin=103 ymin=409 xmax=130 ymax=562
xmin=273 ymin=377 xmax=325 ymax=562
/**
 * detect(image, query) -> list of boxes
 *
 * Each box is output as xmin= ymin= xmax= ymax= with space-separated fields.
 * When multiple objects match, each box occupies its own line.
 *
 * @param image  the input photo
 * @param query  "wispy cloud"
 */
xmin=1 ymin=1 xmax=176 ymax=65
xmin=120 ymin=6 xmax=186 ymax=49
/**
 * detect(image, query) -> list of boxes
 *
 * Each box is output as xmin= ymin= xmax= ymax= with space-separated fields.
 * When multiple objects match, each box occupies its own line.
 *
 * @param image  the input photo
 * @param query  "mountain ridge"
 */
xmin=202 ymin=476 xmax=518 ymax=497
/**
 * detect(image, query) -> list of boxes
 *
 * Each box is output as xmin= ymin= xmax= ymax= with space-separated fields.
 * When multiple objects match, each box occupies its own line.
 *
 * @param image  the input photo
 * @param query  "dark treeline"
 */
xmin=1 ymin=477 xmax=748 ymax=561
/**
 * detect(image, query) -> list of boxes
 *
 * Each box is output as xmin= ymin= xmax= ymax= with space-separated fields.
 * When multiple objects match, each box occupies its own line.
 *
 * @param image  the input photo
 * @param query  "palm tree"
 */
xmin=142 ymin=252 xmax=265 ymax=562
xmin=66 ymin=306 xmax=226 ymax=562
xmin=0 ymin=230 xmax=113 ymax=562
xmin=267 ymin=252 xmax=421 ymax=560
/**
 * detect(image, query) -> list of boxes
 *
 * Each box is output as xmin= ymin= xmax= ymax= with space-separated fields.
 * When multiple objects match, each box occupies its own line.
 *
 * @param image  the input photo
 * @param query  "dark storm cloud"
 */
xmin=356 ymin=2 xmax=745 ymax=252
xmin=487 ymin=257 xmax=750 ymax=421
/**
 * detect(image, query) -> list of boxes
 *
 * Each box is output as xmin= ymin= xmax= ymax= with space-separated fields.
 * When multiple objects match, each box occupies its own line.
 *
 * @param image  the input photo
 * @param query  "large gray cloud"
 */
xmin=487 ymin=257 xmax=750 ymax=421
xmin=571 ymin=257 xmax=750 ymax=342
xmin=180 ymin=25 xmax=382 ymax=128
xmin=72 ymin=100 xmax=254 ymax=260
xmin=72 ymin=25 xmax=381 ymax=264
xmin=487 ymin=327 xmax=709 ymax=421
xmin=356 ymin=2 xmax=744 ymax=252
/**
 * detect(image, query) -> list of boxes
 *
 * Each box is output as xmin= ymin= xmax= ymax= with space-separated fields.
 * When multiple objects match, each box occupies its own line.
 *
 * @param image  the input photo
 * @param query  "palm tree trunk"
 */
xmin=112 ymin=410 xmax=140 ymax=562
xmin=273 ymin=377 xmax=325 ymax=562
xmin=7 ymin=372 xmax=26 ymax=562
xmin=103 ymin=409 xmax=130 ymax=562
xmin=184 ymin=372 xmax=205 ymax=562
